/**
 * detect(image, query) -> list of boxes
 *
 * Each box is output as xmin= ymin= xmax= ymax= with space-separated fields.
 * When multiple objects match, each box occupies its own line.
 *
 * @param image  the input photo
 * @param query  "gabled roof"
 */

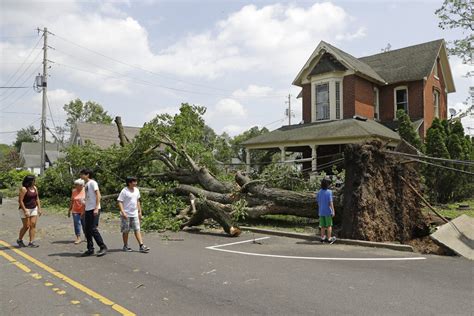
xmin=293 ymin=41 xmax=386 ymax=86
xmin=293 ymin=39 xmax=456 ymax=93
xmin=72 ymin=122 xmax=141 ymax=149
xmin=19 ymin=142 xmax=63 ymax=168
xmin=243 ymin=118 xmax=400 ymax=149
xmin=360 ymin=39 xmax=454 ymax=91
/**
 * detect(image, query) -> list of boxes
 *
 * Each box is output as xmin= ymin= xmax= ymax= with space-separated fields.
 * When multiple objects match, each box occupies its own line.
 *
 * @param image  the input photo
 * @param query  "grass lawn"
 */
xmin=429 ymin=198 xmax=474 ymax=219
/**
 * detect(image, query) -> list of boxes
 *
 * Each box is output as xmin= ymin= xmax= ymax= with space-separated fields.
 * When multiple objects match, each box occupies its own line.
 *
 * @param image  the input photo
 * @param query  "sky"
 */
xmin=0 ymin=0 xmax=473 ymax=145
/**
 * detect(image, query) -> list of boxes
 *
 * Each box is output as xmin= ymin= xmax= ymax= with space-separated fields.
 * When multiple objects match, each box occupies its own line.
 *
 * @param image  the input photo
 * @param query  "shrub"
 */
xmin=0 ymin=169 xmax=33 ymax=189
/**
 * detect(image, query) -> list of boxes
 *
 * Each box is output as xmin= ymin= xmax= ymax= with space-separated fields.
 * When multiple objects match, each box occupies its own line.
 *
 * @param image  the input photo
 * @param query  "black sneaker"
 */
xmin=320 ymin=236 xmax=327 ymax=243
xmin=81 ymin=250 xmax=94 ymax=257
xmin=139 ymin=244 xmax=150 ymax=253
xmin=27 ymin=242 xmax=39 ymax=248
xmin=17 ymin=239 xmax=26 ymax=248
xmin=97 ymin=247 xmax=107 ymax=257
xmin=122 ymin=245 xmax=132 ymax=252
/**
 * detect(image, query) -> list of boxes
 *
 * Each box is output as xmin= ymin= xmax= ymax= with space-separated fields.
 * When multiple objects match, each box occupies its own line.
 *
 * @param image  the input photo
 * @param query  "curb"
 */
xmin=240 ymin=226 xmax=414 ymax=253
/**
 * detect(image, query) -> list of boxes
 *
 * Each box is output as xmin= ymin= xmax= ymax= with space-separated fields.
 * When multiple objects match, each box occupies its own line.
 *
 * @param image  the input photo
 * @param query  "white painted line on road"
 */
xmin=206 ymin=237 xmax=426 ymax=261
xmin=207 ymin=237 xmax=271 ymax=249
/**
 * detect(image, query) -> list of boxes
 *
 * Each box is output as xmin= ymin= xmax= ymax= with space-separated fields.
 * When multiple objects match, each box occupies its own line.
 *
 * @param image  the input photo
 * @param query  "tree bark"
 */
xmin=181 ymin=199 xmax=241 ymax=237
xmin=115 ymin=116 xmax=130 ymax=147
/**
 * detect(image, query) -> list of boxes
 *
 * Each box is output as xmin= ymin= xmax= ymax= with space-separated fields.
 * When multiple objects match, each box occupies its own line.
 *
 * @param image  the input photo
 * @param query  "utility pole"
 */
xmin=40 ymin=27 xmax=48 ymax=176
xmin=285 ymin=94 xmax=292 ymax=125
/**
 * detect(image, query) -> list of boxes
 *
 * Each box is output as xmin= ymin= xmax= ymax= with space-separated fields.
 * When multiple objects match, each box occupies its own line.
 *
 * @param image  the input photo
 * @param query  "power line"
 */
xmin=51 ymin=32 xmax=234 ymax=94
xmin=46 ymin=94 xmax=59 ymax=134
xmin=0 ymin=35 xmax=38 ymax=39
xmin=0 ymin=51 xmax=42 ymax=103
xmin=50 ymin=31 xmax=287 ymax=98
xmin=385 ymin=151 xmax=474 ymax=166
xmin=0 ymin=35 xmax=43 ymax=93
xmin=0 ymin=66 xmax=41 ymax=111
xmin=0 ymin=83 xmax=36 ymax=112
xmin=52 ymin=61 xmax=233 ymax=97
xmin=0 ymin=117 xmax=42 ymax=134
xmin=408 ymin=158 xmax=474 ymax=176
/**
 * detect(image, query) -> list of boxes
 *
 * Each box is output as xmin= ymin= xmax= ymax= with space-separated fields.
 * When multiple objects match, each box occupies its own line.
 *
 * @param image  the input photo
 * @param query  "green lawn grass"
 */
xmin=429 ymin=198 xmax=474 ymax=219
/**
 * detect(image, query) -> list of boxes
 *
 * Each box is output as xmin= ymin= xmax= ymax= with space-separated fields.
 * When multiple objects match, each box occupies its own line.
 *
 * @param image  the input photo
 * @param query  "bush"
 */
xmin=0 ymin=169 xmax=33 ymax=189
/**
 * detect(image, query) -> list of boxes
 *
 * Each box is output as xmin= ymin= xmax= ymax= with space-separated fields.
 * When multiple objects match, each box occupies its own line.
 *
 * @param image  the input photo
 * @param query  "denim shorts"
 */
xmin=121 ymin=217 xmax=140 ymax=233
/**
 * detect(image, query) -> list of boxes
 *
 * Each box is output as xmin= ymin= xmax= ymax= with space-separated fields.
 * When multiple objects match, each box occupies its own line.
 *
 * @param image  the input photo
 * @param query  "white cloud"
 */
xmin=214 ymin=98 xmax=247 ymax=117
xmin=149 ymin=2 xmax=366 ymax=79
xmin=1 ymin=1 xmax=365 ymax=93
xmin=146 ymin=106 xmax=180 ymax=120
xmin=232 ymin=85 xmax=274 ymax=98
xmin=221 ymin=124 xmax=248 ymax=136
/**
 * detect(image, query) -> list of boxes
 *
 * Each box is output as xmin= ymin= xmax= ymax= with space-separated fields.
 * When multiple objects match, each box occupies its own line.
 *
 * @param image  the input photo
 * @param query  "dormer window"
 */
xmin=311 ymin=76 xmax=343 ymax=122
xmin=315 ymin=83 xmax=330 ymax=120
xmin=394 ymin=86 xmax=408 ymax=116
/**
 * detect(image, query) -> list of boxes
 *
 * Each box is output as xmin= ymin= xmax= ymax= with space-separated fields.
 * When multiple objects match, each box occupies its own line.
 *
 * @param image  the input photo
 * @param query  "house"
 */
xmin=70 ymin=122 xmax=141 ymax=149
xmin=19 ymin=142 xmax=63 ymax=175
xmin=243 ymin=39 xmax=455 ymax=173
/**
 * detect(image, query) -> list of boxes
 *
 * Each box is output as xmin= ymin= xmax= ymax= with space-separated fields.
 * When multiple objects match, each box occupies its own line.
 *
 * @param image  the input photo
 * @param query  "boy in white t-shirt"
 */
xmin=117 ymin=176 xmax=149 ymax=253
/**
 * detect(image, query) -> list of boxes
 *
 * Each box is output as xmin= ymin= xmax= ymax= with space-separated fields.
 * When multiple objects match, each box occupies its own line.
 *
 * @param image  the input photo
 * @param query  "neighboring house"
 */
xmin=243 ymin=39 xmax=455 ymax=174
xmin=70 ymin=122 xmax=141 ymax=149
xmin=19 ymin=142 xmax=63 ymax=175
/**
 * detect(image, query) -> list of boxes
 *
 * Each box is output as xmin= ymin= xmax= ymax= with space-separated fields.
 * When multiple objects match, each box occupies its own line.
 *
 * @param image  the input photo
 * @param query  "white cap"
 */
xmin=74 ymin=179 xmax=85 ymax=186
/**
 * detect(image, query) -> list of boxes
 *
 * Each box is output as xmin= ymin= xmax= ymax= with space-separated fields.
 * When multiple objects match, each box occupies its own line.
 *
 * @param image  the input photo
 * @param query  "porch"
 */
xmin=242 ymin=118 xmax=401 ymax=174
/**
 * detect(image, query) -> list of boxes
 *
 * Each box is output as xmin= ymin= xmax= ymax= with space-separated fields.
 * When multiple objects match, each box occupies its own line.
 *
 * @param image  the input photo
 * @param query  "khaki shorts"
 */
xmin=121 ymin=217 xmax=140 ymax=233
xmin=19 ymin=207 xmax=38 ymax=219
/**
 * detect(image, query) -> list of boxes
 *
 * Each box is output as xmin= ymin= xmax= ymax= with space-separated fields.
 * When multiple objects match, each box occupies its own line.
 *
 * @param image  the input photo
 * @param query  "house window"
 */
xmin=335 ymin=81 xmax=341 ymax=119
xmin=315 ymin=83 xmax=330 ymax=120
xmin=310 ymin=76 xmax=344 ymax=122
xmin=373 ymin=87 xmax=379 ymax=120
xmin=433 ymin=89 xmax=440 ymax=118
xmin=394 ymin=86 xmax=408 ymax=115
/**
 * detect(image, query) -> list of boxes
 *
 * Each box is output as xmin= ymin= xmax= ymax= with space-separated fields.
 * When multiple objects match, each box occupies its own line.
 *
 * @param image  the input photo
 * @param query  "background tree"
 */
xmin=424 ymin=118 xmax=473 ymax=203
xmin=231 ymin=126 xmax=273 ymax=171
xmin=397 ymin=110 xmax=424 ymax=152
xmin=435 ymin=0 xmax=473 ymax=77
xmin=13 ymin=125 xmax=39 ymax=151
xmin=0 ymin=144 xmax=11 ymax=159
xmin=0 ymin=148 xmax=20 ymax=174
xmin=63 ymin=98 xmax=113 ymax=130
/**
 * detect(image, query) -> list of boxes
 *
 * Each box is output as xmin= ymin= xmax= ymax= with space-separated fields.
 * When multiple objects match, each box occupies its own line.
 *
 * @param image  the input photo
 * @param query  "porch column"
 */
xmin=311 ymin=145 xmax=318 ymax=172
xmin=245 ymin=148 xmax=251 ymax=173
xmin=279 ymin=146 xmax=286 ymax=162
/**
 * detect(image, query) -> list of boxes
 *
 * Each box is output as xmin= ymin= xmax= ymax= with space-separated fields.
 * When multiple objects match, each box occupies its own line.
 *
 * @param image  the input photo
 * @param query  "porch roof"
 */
xmin=243 ymin=118 xmax=401 ymax=149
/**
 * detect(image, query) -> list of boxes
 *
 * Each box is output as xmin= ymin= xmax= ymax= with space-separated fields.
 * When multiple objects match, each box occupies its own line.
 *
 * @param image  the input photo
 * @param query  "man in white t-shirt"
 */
xmin=80 ymin=169 xmax=107 ymax=257
xmin=117 ymin=176 xmax=149 ymax=253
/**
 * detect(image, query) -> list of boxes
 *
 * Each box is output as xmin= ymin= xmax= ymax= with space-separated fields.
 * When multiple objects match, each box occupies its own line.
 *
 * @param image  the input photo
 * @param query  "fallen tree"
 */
xmin=114 ymin=110 xmax=429 ymax=241
xmin=340 ymin=141 xmax=430 ymax=242
xmin=114 ymin=117 xmax=341 ymax=236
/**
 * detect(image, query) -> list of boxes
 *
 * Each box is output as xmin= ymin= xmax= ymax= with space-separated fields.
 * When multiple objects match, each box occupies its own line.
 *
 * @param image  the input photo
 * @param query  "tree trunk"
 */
xmin=115 ymin=116 xmax=130 ymax=147
xmin=340 ymin=141 xmax=429 ymax=242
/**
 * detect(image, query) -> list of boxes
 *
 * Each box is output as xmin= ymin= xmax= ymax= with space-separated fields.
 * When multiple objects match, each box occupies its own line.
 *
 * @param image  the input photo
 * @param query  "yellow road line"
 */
xmin=0 ymin=240 xmax=136 ymax=316
xmin=0 ymin=249 xmax=32 ymax=273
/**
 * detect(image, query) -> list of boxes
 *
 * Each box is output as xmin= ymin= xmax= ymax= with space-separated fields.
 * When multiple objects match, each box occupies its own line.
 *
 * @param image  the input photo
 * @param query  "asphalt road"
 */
xmin=0 ymin=198 xmax=473 ymax=316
